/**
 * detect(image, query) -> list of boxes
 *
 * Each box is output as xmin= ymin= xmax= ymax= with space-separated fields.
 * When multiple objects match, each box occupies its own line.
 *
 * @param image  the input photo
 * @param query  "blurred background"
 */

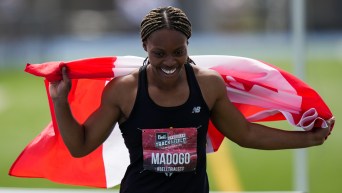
xmin=0 ymin=0 xmax=341 ymax=64
xmin=0 ymin=0 xmax=341 ymax=193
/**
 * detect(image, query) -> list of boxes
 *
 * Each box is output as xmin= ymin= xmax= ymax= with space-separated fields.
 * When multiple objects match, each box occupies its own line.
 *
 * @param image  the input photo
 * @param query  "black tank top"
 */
xmin=119 ymin=63 xmax=211 ymax=193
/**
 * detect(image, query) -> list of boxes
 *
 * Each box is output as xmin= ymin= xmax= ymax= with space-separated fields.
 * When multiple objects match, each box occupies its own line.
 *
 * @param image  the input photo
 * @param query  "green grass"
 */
xmin=0 ymin=57 xmax=341 ymax=193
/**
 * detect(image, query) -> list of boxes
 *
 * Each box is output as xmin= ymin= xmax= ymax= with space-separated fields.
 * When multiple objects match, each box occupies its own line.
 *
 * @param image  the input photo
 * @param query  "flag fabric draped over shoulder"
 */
xmin=9 ymin=55 xmax=334 ymax=188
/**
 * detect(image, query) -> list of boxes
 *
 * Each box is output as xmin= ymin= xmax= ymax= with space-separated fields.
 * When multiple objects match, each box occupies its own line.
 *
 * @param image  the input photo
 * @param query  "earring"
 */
xmin=143 ymin=57 xmax=150 ymax=66
xmin=187 ymin=57 xmax=191 ymax=64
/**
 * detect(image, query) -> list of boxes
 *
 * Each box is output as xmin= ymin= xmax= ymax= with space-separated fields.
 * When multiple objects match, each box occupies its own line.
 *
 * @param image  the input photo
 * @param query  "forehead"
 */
xmin=146 ymin=29 xmax=188 ymax=48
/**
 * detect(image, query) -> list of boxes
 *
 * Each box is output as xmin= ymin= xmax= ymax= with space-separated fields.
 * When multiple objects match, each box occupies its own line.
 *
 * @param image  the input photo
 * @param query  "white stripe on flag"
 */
xmin=112 ymin=56 xmax=144 ymax=77
xmin=103 ymin=123 xmax=130 ymax=188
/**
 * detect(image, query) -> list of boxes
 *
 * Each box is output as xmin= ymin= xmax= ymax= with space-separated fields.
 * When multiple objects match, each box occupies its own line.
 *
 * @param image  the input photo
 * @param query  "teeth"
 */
xmin=161 ymin=68 xmax=176 ymax=75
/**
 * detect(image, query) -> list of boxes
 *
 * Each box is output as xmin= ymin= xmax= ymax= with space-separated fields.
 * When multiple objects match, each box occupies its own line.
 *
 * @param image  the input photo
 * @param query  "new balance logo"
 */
xmin=192 ymin=106 xmax=201 ymax=113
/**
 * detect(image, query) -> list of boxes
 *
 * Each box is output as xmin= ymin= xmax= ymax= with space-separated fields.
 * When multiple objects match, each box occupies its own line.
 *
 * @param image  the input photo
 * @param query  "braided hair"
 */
xmin=140 ymin=6 xmax=195 ymax=65
xmin=140 ymin=6 xmax=192 ymax=42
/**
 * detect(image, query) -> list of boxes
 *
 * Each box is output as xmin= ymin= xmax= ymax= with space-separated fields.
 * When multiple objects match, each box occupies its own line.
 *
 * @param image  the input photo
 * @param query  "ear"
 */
xmin=142 ymin=42 xmax=147 ymax=51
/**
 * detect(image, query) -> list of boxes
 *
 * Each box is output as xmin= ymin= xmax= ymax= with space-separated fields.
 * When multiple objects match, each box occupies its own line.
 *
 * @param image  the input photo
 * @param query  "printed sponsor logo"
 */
xmin=156 ymin=133 xmax=168 ymax=141
xmin=192 ymin=106 xmax=201 ymax=113
xmin=155 ymin=133 xmax=187 ymax=148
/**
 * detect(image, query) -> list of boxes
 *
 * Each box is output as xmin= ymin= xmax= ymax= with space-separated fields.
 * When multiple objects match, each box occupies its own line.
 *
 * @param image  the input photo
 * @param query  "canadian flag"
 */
xmin=9 ymin=55 xmax=333 ymax=188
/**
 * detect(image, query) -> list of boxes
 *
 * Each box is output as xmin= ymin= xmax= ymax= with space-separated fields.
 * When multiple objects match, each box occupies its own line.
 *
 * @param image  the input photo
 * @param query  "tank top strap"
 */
xmin=137 ymin=65 xmax=149 ymax=102
xmin=184 ymin=63 xmax=201 ymax=98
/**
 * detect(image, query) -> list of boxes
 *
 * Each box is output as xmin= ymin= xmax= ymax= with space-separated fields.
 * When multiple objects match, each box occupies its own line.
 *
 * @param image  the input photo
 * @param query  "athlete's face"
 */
xmin=143 ymin=29 xmax=189 ymax=80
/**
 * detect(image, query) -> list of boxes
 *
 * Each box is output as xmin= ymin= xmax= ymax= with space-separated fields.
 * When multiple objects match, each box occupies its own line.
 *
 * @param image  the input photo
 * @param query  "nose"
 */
xmin=163 ymin=56 xmax=177 ymax=67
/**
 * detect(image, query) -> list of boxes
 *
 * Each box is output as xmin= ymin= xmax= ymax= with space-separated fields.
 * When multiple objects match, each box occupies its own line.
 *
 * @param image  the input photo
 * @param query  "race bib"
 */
xmin=142 ymin=127 xmax=197 ymax=173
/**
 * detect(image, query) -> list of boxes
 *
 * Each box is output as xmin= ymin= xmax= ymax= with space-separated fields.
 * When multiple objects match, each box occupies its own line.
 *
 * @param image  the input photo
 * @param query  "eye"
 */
xmin=152 ymin=51 xmax=164 ymax=58
xmin=174 ymin=49 xmax=185 ymax=56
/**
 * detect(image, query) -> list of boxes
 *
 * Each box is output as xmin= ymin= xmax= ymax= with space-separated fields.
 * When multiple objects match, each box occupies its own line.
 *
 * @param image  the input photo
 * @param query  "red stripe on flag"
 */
xmin=25 ymin=57 xmax=117 ymax=82
xmin=9 ymin=78 xmax=110 ymax=188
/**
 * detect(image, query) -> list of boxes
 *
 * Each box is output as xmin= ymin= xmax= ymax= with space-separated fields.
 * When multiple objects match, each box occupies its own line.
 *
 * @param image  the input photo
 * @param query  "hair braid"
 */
xmin=140 ymin=6 xmax=192 ymax=41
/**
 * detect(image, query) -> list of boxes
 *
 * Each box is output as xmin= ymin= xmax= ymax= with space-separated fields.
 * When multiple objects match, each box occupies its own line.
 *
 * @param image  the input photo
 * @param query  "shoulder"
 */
xmin=191 ymin=64 xmax=225 ymax=89
xmin=191 ymin=64 xmax=222 ymax=78
xmin=106 ymin=70 xmax=139 ymax=90
xmin=191 ymin=65 xmax=227 ymax=109
xmin=101 ymin=69 xmax=139 ymax=105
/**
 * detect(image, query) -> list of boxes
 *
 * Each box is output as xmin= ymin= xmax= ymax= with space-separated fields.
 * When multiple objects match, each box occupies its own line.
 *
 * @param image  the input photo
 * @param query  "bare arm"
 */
xmin=208 ymin=72 xmax=333 ymax=150
xmin=50 ymin=67 xmax=122 ymax=157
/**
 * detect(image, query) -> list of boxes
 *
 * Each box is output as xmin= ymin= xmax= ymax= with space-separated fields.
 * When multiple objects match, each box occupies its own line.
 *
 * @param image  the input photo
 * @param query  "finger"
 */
xmin=329 ymin=116 xmax=335 ymax=123
xmin=61 ymin=67 xmax=70 ymax=81
xmin=327 ymin=117 xmax=335 ymax=129
xmin=49 ymin=81 xmax=58 ymax=85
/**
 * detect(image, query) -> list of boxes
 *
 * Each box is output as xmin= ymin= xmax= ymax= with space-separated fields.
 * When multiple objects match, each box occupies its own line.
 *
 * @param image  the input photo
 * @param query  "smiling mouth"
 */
xmin=161 ymin=68 xmax=176 ymax=75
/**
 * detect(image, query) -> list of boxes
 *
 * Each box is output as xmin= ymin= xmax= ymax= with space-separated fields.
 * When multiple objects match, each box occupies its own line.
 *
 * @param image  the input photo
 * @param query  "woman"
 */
xmin=49 ymin=6 xmax=334 ymax=193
